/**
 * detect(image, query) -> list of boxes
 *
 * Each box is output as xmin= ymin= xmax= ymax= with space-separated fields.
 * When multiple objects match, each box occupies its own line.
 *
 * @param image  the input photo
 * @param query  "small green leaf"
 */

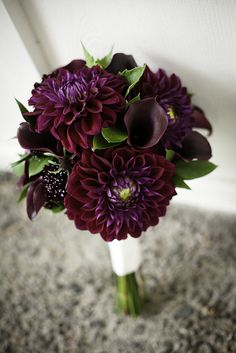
xmin=11 ymin=153 xmax=30 ymax=168
xmin=15 ymin=98 xmax=31 ymax=123
xmin=120 ymin=65 xmax=146 ymax=97
xmin=28 ymin=156 xmax=52 ymax=177
xmin=15 ymin=98 xmax=29 ymax=115
xmin=173 ymin=175 xmax=191 ymax=189
xmin=102 ymin=126 xmax=128 ymax=143
xmin=176 ymin=160 xmax=217 ymax=180
xmin=81 ymin=42 xmax=95 ymax=68
xmin=11 ymin=161 xmax=25 ymax=177
xmin=93 ymin=134 xmax=120 ymax=150
xmin=126 ymin=93 xmax=141 ymax=108
xmin=50 ymin=204 xmax=65 ymax=213
xmin=95 ymin=46 xmax=113 ymax=69
xmin=17 ymin=184 xmax=30 ymax=202
xmin=166 ymin=149 xmax=175 ymax=161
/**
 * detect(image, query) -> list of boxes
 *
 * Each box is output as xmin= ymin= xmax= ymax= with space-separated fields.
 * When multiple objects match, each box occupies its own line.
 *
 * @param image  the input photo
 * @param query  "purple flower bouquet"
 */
xmin=12 ymin=45 xmax=216 ymax=316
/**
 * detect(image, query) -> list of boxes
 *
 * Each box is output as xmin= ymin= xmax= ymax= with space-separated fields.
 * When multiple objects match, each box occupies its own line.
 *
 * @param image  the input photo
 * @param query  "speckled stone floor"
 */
xmin=0 ymin=172 xmax=236 ymax=353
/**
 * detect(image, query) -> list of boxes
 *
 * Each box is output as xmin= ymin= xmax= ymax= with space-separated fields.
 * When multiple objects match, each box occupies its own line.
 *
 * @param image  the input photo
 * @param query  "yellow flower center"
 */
xmin=168 ymin=107 xmax=175 ymax=120
xmin=119 ymin=188 xmax=132 ymax=201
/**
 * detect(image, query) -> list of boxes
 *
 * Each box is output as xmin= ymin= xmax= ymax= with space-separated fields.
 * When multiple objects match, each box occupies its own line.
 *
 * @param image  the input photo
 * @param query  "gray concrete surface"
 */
xmin=0 ymin=172 xmax=235 ymax=353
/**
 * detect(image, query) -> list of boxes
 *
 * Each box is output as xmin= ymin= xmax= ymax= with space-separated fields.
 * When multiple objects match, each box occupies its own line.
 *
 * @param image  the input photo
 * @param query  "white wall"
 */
xmin=0 ymin=1 xmax=40 ymax=167
xmin=1 ymin=0 xmax=236 ymax=213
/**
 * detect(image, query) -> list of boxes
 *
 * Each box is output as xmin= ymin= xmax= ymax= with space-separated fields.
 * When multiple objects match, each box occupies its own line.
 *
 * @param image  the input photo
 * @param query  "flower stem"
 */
xmin=115 ymin=272 xmax=144 ymax=317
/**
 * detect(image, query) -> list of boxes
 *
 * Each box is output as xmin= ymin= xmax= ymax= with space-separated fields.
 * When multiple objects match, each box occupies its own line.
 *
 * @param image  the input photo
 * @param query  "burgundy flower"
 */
xmin=124 ymin=97 xmax=168 ymax=149
xmin=25 ymin=61 xmax=126 ymax=152
xmin=191 ymin=105 xmax=212 ymax=135
xmin=65 ymin=146 xmax=176 ymax=241
xmin=23 ymin=164 xmax=69 ymax=220
xmin=106 ymin=53 xmax=137 ymax=74
xmin=17 ymin=122 xmax=63 ymax=156
xmin=175 ymin=131 xmax=212 ymax=161
xmin=133 ymin=66 xmax=193 ymax=149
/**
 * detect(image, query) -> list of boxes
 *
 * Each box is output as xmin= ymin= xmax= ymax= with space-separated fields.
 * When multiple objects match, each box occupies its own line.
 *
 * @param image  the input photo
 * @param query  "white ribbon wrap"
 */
xmin=108 ymin=236 xmax=142 ymax=276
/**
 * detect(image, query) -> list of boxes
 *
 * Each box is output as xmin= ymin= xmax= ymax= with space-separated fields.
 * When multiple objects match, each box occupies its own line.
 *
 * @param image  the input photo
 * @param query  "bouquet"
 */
xmin=12 ymin=45 xmax=216 ymax=316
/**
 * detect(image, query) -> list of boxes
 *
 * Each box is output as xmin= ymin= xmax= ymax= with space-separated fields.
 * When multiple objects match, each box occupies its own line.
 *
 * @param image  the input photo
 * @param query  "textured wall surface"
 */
xmin=1 ymin=0 xmax=236 ymax=211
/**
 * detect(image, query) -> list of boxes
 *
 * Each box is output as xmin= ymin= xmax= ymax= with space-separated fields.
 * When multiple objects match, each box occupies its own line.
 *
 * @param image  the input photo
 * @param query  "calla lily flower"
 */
xmin=106 ymin=53 xmax=137 ymax=74
xmin=17 ymin=122 xmax=63 ymax=156
xmin=124 ymin=97 xmax=168 ymax=149
xmin=191 ymin=106 xmax=212 ymax=135
xmin=176 ymin=131 xmax=212 ymax=161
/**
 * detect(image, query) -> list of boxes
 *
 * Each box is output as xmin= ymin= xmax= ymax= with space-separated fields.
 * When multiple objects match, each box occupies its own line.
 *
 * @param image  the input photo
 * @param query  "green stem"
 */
xmin=115 ymin=272 xmax=144 ymax=317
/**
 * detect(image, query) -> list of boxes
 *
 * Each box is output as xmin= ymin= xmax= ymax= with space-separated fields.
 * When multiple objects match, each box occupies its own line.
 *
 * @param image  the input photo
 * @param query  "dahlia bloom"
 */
xmin=25 ymin=60 xmax=126 ymax=152
xmin=65 ymin=146 xmax=176 ymax=241
xmin=133 ymin=66 xmax=193 ymax=149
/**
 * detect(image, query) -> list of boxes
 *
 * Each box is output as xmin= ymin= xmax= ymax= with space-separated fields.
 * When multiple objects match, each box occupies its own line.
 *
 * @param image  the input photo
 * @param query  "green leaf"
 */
xmin=15 ymin=98 xmax=31 ymax=123
xmin=28 ymin=156 xmax=52 ymax=177
xmin=95 ymin=46 xmax=113 ymax=69
xmin=102 ymin=126 xmax=128 ymax=143
xmin=166 ymin=149 xmax=175 ymax=161
xmin=120 ymin=65 xmax=146 ymax=97
xmin=17 ymin=184 xmax=30 ymax=203
xmin=15 ymin=98 xmax=29 ymax=115
xmin=173 ymin=175 xmax=191 ymax=189
xmin=126 ymin=93 xmax=141 ymax=108
xmin=175 ymin=160 xmax=217 ymax=180
xmin=93 ymin=134 xmax=120 ymax=150
xmin=11 ymin=153 xmax=30 ymax=168
xmin=11 ymin=161 xmax=25 ymax=177
xmin=81 ymin=42 xmax=95 ymax=68
xmin=50 ymin=204 xmax=65 ymax=213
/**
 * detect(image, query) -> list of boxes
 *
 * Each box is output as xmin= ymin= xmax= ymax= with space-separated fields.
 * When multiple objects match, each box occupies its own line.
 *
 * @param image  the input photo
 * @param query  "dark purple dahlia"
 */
xmin=65 ymin=146 xmax=176 ymax=241
xmin=25 ymin=60 xmax=126 ymax=152
xmin=133 ymin=66 xmax=193 ymax=149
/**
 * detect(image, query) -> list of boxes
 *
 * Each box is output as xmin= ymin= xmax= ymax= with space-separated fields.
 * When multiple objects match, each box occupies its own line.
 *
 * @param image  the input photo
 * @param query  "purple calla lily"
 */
xmin=192 ymin=106 xmax=212 ymax=135
xmin=17 ymin=122 xmax=64 ymax=156
xmin=176 ymin=131 xmax=212 ymax=161
xmin=106 ymin=53 xmax=137 ymax=74
xmin=124 ymin=97 xmax=168 ymax=149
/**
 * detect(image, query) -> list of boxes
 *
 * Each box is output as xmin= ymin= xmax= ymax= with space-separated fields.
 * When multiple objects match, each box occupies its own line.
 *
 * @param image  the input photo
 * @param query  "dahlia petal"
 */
xmin=81 ymin=114 xmax=102 ymax=135
xmin=150 ymin=167 xmax=165 ymax=179
xmin=101 ymin=106 xmax=116 ymax=125
xmin=112 ymin=154 xmax=124 ymax=170
xmin=98 ymin=172 xmax=110 ymax=184
xmin=74 ymin=215 xmax=87 ymax=230
xmin=86 ymin=99 xmax=103 ymax=113
xmin=37 ymin=114 xmax=52 ymax=132
xmin=80 ymin=178 xmax=100 ymax=191
xmin=62 ymin=59 xmax=86 ymax=72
